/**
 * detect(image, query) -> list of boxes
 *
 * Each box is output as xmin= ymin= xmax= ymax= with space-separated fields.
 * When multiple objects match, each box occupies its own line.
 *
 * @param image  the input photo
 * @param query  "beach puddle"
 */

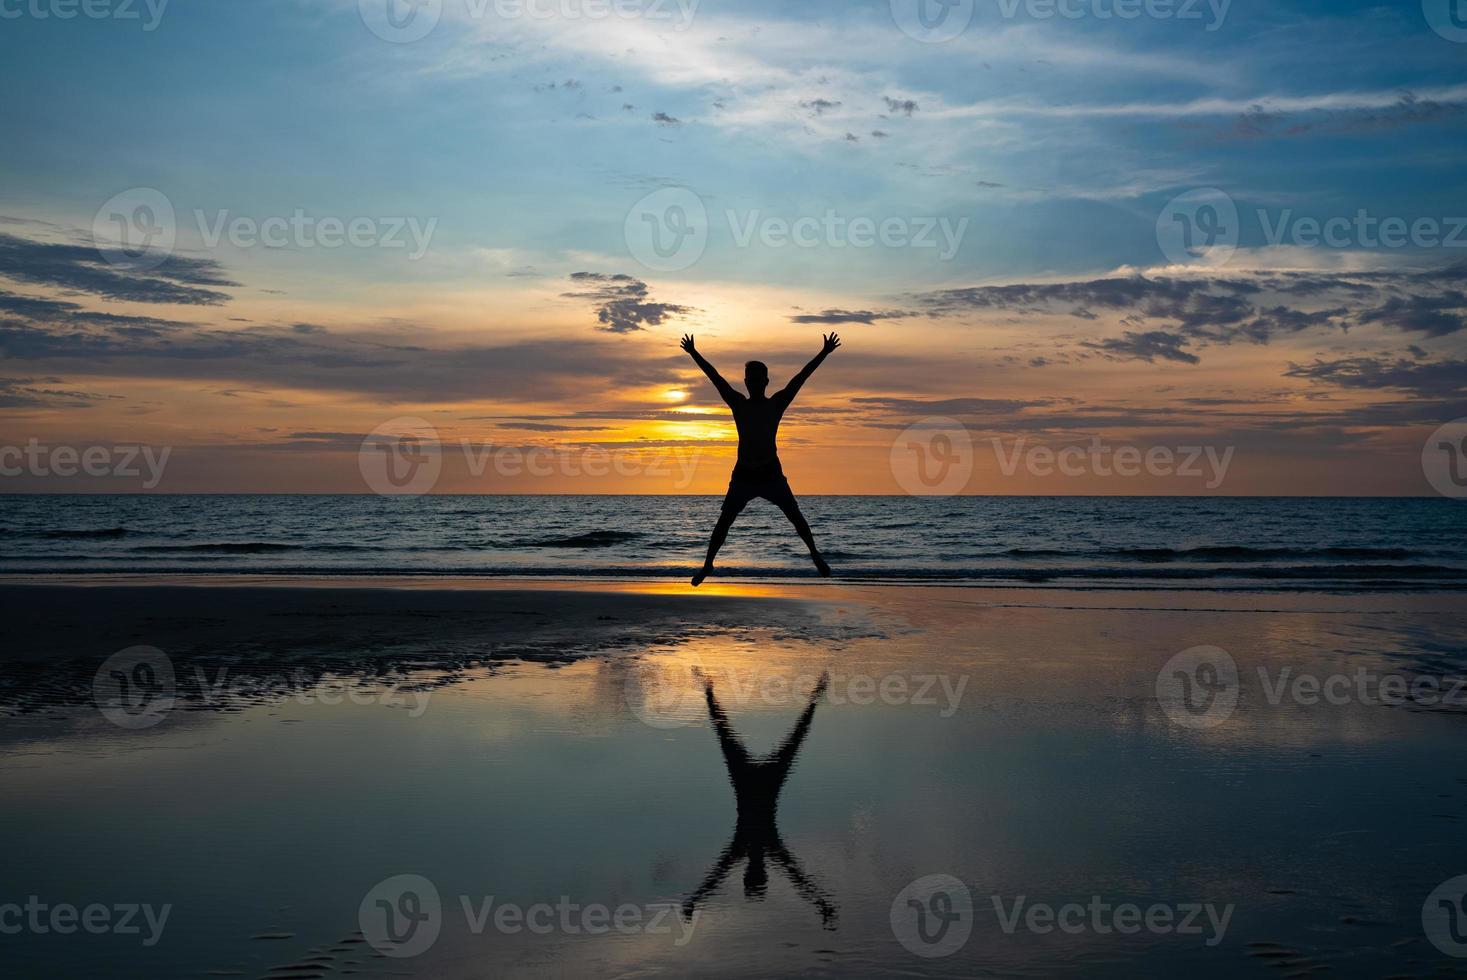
xmin=3 ymin=584 xmax=1467 ymax=977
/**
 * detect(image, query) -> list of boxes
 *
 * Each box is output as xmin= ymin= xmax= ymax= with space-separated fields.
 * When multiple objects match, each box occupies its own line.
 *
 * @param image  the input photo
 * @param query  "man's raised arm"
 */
xmin=775 ymin=333 xmax=840 ymax=406
xmin=681 ymin=334 xmax=739 ymax=405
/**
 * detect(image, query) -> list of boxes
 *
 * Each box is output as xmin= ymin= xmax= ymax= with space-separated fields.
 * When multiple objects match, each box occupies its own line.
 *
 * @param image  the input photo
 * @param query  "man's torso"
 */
xmin=730 ymin=395 xmax=787 ymax=476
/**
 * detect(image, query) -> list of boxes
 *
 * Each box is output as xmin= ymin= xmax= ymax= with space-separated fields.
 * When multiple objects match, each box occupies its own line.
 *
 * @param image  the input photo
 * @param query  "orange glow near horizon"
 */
xmin=0 ymin=269 xmax=1445 ymax=496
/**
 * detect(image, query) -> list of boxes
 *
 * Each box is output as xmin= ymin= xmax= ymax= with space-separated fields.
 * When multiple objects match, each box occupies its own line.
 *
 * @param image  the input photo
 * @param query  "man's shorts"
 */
xmin=721 ymin=459 xmax=798 ymax=515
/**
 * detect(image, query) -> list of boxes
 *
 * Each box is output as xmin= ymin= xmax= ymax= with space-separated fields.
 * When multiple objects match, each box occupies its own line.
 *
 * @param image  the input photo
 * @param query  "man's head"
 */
xmin=744 ymin=360 xmax=769 ymax=397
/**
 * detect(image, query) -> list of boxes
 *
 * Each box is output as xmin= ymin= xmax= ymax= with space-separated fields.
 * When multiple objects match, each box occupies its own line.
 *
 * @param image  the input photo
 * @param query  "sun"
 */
xmin=661 ymin=389 xmax=690 ymax=402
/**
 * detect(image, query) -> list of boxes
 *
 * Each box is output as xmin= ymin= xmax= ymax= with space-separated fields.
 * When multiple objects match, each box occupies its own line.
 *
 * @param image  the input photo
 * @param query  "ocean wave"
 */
xmin=1003 ymin=545 xmax=1418 ymax=562
xmin=6 ymin=562 xmax=1466 ymax=589
xmin=973 ymin=562 xmax=1465 ymax=581
xmin=33 ymin=527 xmax=130 ymax=539
xmin=120 ymin=541 xmax=616 ymax=555
xmin=128 ymin=542 xmax=389 ymax=554
xmin=122 ymin=542 xmax=476 ymax=555
xmin=7 ymin=496 xmax=1464 ymax=593
xmin=517 ymin=531 xmax=645 ymax=548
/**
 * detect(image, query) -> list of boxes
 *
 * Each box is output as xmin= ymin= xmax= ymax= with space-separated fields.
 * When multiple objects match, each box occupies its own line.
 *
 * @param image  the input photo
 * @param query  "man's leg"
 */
xmin=694 ymin=488 xmax=750 ymax=586
xmin=767 ymin=483 xmax=830 ymax=576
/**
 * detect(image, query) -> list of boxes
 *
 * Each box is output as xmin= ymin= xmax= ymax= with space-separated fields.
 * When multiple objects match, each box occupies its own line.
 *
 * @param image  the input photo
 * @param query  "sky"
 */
xmin=0 ymin=0 xmax=1465 ymax=493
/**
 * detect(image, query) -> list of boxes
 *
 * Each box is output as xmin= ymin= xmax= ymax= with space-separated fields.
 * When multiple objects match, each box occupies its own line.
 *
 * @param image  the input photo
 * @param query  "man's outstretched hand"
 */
xmin=680 ymin=334 xmax=697 ymax=354
xmin=821 ymin=332 xmax=841 ymax=355
xmin=810 ymin=670 xmax=831 ymax=702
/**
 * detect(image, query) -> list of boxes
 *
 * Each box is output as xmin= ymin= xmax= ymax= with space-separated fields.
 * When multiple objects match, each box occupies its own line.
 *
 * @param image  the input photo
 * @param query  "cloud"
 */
xmin=788 ymin=308 xmax=912 ymax=325
xmin=1221 ymin=92 xmax=1467 ymax=142
xmin=852 ymin=396 xmax=1052 ymax=415
xmin=0 ymin=314 xmax=360 ymax=365
xmin=1217 ymin=305 xmax=1348 ymax=344
xmin=959 ymin=82 xmax=1467 ymax=123
xmin=918 ymin=274 xmax=1228 ymax=316
xmin=1082 ymin=330 xmax=1199 ymax=364
xmin=651 ymin=111 xmax=681 ymax=126
xmin=563 ymin=272 xmax=695 ymax=334
xmin=882 ymin=96 xmax=918 ymax=116
xmin=1355 ymin=292 xmax=1467 ymax=337
xmin=848 ymin=389 xmax=1467 ymax=437
xmin=0 ymin=290 xmax=87 ymax=320
xmin=0 ymin=289 xmax=687 ymax=402
xmin=0 ymin=375 xmax=117 ymax=409
xmin=467 ymin=408 xmax=730 ymax=423
xmin=0 ymin=232 xmax=236 ymax=306
xmin=487 ymin=421 xmax=614 ymax=431
xmin=0 ymin=287 xmax=199 ymax=334
xmin=912 ymin=263 xmax=1467 ymax=361
xmin=1283 ymin=355 xmax=1467 ymax=398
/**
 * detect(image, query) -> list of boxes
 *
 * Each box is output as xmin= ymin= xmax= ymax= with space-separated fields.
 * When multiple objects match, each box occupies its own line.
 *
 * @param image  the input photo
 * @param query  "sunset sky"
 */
xmin=1 ymin=0 xmax=1465 ymax=493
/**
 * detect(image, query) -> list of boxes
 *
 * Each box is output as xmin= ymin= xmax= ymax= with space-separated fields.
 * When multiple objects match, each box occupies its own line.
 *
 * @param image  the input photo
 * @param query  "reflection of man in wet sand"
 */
xmin=683 ymin=672 xmax=837 ymax=928
xmin=680 ymin=333 xmax=840 ymax=586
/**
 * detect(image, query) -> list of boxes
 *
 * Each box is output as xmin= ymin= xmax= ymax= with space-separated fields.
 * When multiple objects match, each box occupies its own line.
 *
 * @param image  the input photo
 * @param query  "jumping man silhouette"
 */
xmin=680 ymin=332 xmax=840 ymax=586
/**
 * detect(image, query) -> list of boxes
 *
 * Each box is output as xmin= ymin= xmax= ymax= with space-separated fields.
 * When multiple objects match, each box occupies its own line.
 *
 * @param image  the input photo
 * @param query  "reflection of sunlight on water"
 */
xmin=623 ymin=643 xmax=839 ymax=729
xmin=614 ymin=580 xmax=791 ymax=599
xmin=431 ymin=633 xmax=842 ymax=738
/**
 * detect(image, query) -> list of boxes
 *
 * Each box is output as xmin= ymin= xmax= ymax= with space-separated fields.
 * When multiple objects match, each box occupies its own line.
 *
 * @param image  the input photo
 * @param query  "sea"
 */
xmin=4 ymin=494 xmax=1465 ymax=589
